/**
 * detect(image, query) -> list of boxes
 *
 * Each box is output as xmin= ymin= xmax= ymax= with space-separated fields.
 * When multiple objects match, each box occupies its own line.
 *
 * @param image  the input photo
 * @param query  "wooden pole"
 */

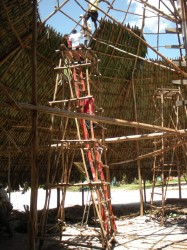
xmin=29 ymin=1 xmax=38 ymax=249
xmin=131 ymin=3 xmax=146 ymax=216
xmin=1 ymin=101 xmax=179 ymax=133
xmin=8 ymin=141 xmax=11 ymax=201
xmin=161 ymin=94 xmax=165 ymax=226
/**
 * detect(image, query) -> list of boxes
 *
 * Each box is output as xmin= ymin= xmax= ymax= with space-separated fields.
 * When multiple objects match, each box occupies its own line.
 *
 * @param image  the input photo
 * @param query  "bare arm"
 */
xmin=100 ymin=0 xmax=113 ymax=8
xmin=100 ymin=0 xmax=110 ymax=5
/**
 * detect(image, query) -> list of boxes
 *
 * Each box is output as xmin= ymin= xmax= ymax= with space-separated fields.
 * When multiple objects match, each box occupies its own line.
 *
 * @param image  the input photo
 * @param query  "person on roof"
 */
xmin=63 ymin=34 xmax=72 ymax=49
xmin=80 ymin=14 xmax=92 ymax=47
xmin=69 ymin=29 xmax=84 ymax=49
xmin=85 ymin=0 xmax=112 ymax=29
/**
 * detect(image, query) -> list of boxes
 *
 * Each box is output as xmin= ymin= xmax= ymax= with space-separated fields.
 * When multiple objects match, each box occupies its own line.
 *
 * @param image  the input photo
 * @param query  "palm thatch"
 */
xmin=0 ymin=0 xmax=187 ymax=189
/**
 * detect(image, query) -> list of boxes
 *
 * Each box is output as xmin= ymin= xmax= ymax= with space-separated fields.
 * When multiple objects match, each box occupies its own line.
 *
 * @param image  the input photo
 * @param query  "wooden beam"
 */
xmin=29 ymin=1 xmax=38 ymax=249
xmin=0 ymin=101 xmax=179 ymax=133
xmin=103 ymin=130 xmax=187 ymax=143
xmin=111 ymin=139 xmax=187 ymax=166
xmin=165 ymin=45 xmax=184 ymax=49
xmin=137 ymin=0 xmax=180 ymax=23
xmin=48 ymin=95 xmax=92 ymax=104
xmin=54 ymin=62 xmax=92 ymax=70
xmin=137 ymin=140 xmax=187 ymax=160
xmin=172 ymin=60 xmax=187 ymax=66
xmin=165 ymin=28 xmax=182 ymax=33
xmin=172 ymin=79 xmax=187 ymax=85
xmin=176 ymin=100 xmax=187 ymax=106
xmin=42 ymin=0 xmax=70 ymax=24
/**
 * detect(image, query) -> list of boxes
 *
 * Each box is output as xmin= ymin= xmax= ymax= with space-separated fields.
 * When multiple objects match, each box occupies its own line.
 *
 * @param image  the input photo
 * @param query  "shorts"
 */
xmin=86 ymin=120 xmax=97 ymax=129
xmin=86 ymin=11 xmax=98 ymax=22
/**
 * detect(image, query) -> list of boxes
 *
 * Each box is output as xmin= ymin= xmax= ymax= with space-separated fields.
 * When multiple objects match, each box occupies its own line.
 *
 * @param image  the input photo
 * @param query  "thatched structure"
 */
xmin=1 ymin=0 xmax=187 ymax=190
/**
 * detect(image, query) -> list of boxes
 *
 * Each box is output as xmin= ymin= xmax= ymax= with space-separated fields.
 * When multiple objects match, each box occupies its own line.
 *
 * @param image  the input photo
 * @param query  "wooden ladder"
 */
xmin=46 ymin=44 xmax=117 ymax=249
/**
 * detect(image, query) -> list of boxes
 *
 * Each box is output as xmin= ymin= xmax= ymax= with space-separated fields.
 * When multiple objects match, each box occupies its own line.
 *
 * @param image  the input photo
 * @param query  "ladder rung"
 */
xmin=172 ymin=79 xmax=187 ymax=85
xmin=47 ymin=181 xmax=109 ymax=188
xmin=99 ymin=198 xmax=111 ymax=204
xmin=165 ymin=44 xmax=184 ymax=49
xmin=165 ymin=28 xmax=182 ymax=34
xmin=48 ymin=95 xmax=92 ymax=104
xmin=176 ymin=100 xmax=187 ymax=107
xmin=172 ymin=60 xmax=187 ymax=66
xmin=54 ymin=62 xmax=92 ymax=70
xmin=102 ymin=165 xmax=109 ymax=169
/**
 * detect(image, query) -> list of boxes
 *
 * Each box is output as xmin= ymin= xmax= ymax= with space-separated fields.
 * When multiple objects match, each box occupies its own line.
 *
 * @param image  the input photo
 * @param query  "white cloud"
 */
xmin=127 ymin=0 xmax=175 ymax=32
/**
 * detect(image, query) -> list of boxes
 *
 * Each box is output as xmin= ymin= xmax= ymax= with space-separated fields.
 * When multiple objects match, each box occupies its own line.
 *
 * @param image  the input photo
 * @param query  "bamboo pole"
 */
xmin=131 ymin=1 xmax=146 ymax=216
xmin=8 ymin=141 xmax=11 ymax=201
xmin=111 ymin=139 xmax=187 ymax=165
xmin=29 ymin=1 xmax=38 ymax=249
xmin=42 ymin=0 xmax=70 ymax=24
xmin=102 ymin=130 xmax=187 ymax=143
xmin=160 ymin=94 xmax=165 ymax=226
xmin=135 ymin=0 xmax=179 ymax=23
xmin=1 ymin=101 xmax=180 ymax=133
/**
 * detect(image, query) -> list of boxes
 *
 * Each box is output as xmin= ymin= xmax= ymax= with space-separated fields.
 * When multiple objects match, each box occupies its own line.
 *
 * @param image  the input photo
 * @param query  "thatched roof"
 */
xmin=0 ymin=0 xmax=187 ymax=189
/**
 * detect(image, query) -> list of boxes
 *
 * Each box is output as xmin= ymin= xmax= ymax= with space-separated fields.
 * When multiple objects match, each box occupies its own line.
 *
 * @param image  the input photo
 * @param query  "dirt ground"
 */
xmin=1 ymin=199 xmax=187 ymax=250
xmin=0 ymin=202 xmax=187 ymax=250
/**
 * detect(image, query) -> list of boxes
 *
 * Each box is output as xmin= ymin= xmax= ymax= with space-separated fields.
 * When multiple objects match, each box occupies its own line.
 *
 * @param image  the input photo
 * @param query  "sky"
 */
xmin=38 ymin=0 xmax=184 ymax=60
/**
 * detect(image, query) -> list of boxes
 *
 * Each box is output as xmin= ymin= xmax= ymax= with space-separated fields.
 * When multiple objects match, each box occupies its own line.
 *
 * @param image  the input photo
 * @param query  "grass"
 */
xmin=110 ymin=178 xmax=187 ymax=191
xmin=66 ymin=178 xmax=187 ymax=192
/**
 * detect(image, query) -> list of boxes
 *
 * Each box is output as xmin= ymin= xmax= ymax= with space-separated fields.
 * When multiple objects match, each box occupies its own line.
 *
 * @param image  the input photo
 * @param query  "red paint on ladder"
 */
xmin=71 ymin=49 xmax=116 ymax=234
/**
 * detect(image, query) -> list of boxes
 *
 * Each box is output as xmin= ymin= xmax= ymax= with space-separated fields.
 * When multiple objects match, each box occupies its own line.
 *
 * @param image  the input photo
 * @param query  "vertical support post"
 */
xmin=57 ymin=187 xmax=60 ymax=209
xmin=177 ymin=0 xmax=187 ymax=56
xmin=130 ymin=0 xmax=146 ymax=216
xmin=161 ymin=94 xmax=165 ymax=226
xmin=176 ymin=92 xmax=182 ymax=199
xmin=177 ymin=164 xmax=182 ymax=199
xmin=8 ymin=141 xmax=11 ymax=201
xmin=150 ymin=157 xmax=156 ymax=219
xmin=82 ymin=182 xmax=84 ymax=207
xmin=143 ymin=179 xmax=146 ymax=203
xmin=29 ymin=1 xmax=38 ymax=249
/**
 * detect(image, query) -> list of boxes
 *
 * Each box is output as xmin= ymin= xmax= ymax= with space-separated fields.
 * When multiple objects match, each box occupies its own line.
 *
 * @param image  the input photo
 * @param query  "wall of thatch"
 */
xmin=1 ymin=0 xmax=187 ymax=188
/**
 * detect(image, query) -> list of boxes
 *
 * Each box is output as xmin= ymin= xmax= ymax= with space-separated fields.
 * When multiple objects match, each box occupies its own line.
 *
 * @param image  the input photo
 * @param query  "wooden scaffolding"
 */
xmin=149 ymin=87 xmax=187 ymax=224
xmin=38 ymin=45 xmax=117 ymax=249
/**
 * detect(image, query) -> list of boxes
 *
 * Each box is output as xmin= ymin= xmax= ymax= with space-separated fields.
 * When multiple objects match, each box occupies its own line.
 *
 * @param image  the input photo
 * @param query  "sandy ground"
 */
xmin=10 ymin=185 xmax=187 ymax=211
xmin=1 ymin=185 xmax=187 ymax=249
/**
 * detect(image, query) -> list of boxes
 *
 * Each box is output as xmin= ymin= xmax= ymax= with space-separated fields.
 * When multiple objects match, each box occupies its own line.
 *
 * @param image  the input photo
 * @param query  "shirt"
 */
xmin=81 ymin=19 xmax=92 ymax=39
xmin=69 ymin=32 xmax=84 ymax=48
xmin=88 ymin=0 xmax=100 ymax=12
xmin=84 ymin=98 xmax=95 ymax=114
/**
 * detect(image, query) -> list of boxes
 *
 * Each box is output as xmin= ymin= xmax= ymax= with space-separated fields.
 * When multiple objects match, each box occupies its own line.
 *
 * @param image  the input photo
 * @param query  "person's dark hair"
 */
xmin=72 ymin=29 xmax=77 ymax=34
